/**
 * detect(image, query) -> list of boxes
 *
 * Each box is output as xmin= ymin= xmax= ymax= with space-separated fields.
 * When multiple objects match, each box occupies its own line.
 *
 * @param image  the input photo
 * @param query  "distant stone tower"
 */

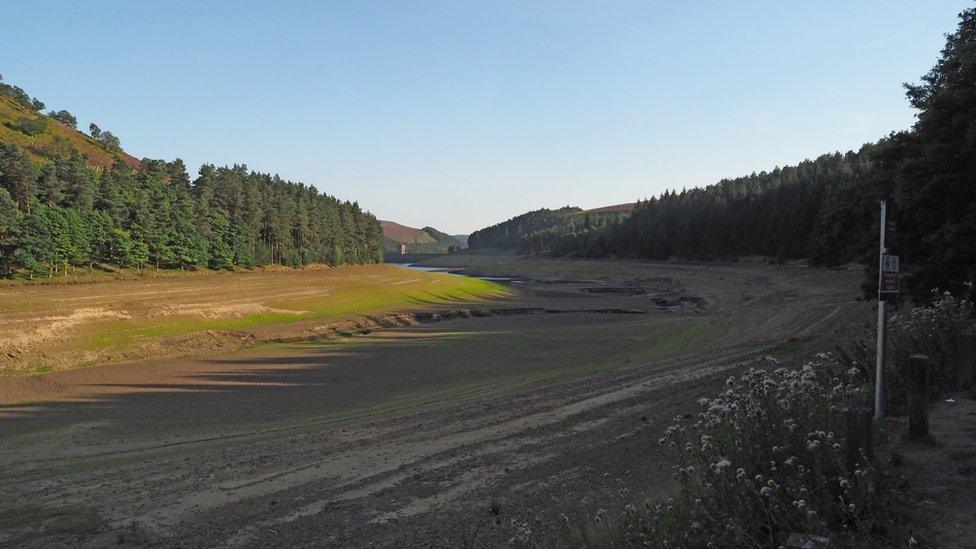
xmin=400 ymin=243 xmax=407 ymax=255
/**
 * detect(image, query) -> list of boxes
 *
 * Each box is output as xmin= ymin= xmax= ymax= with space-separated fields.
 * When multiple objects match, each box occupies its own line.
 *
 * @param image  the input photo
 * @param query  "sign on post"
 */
xmin=880 ymin=253 xmax=899 ymax=297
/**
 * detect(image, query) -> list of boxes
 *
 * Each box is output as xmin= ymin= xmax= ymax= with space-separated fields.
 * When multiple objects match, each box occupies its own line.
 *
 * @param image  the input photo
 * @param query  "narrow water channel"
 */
xmin=392 ymin=263 xmax=523 ymax=283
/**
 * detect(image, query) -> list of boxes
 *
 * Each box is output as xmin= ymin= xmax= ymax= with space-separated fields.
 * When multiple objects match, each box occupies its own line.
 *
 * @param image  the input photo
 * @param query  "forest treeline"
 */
xmin=0 ymin=143 xmax=383 ymax=278
xmin=467 ymin=206 xmax=627 ymax=254
xmin=545 ymin=146 xmax=877 ymax=265
xmin=469 ymin=8 xmax=976 ymax=300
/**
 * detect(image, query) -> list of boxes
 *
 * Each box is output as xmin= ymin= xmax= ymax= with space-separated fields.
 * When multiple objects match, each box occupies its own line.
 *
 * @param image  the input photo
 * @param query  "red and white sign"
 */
xmin=880 ymin=254 xmax=899 ymax=294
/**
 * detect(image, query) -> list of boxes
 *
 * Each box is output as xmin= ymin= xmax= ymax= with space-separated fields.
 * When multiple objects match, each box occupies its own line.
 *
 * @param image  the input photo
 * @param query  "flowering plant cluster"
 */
xmin=588 ymin=290 xmax=976 ymax=547
xmin=617 ymin=355 xmax=899 ymax=548
xmin=887 ymin=285 xmax=976 ymax=409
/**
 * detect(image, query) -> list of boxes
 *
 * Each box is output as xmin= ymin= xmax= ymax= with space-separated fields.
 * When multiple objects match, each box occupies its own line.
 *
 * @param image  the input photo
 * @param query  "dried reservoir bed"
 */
xmin=0 ymin=257 xmax=869 ymax=547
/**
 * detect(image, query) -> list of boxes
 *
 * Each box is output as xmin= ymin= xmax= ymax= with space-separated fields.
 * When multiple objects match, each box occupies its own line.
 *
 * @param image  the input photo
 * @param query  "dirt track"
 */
xmin=0 ymin=258 xmax=869 ymax=547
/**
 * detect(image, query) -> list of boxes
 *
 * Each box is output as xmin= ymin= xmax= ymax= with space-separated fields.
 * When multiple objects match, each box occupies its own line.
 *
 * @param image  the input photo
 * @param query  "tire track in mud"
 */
xmin=220 ymin=355 xmax=765 ymax=547
xmin=9 ymin=338 xmax=761 ymax=547
xmin=135 ymin=348 xmax=766 ymax=546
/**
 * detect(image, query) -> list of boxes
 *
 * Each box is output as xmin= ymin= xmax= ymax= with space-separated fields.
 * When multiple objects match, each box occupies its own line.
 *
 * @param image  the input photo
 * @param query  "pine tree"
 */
xmin=0 ymin=188 xmax=21 ymax=275
xmin=885 ymin=7 xmax=976 ymax=297
xmin=0 ymin=143 xmax=36 ymax=212
xmin=57 ymin=151 xmax=96 ymax=211
xmin=35 ymin=164 xmax=65 ymax=206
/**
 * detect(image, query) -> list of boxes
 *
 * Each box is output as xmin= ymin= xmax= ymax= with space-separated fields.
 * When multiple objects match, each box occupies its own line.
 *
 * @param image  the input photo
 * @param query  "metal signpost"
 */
xmin=875 ymin=201 xmax=899 ymax=419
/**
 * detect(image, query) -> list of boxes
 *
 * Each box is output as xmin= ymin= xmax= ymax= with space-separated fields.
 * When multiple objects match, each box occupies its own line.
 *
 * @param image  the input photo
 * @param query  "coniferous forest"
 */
xmin=0 ymin=93 xmax=383 ymax=278
xmin=467 ymin=206 xmax=627 ymax=254
xmin=469 ymin=8 xmax=976 ymax=301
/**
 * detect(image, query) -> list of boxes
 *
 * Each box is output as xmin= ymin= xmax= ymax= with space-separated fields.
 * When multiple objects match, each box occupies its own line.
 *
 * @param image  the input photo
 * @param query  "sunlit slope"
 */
xmin=380 ymin=220 xmax=463 ymax=253
xmin=0 ymin=96 xmax=140 ymax=169
xmin=0 ymin=264 xmax=510 ymax=375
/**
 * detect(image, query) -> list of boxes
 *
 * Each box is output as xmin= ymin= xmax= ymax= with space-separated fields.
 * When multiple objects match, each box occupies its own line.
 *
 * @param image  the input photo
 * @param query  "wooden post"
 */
xmin=908 ymin=354 xmax=930 ymax=440
xmin=845 ymin=405 xmax=873 ymax=472
xmin=958 ymin=332 xmax=976 ymax=391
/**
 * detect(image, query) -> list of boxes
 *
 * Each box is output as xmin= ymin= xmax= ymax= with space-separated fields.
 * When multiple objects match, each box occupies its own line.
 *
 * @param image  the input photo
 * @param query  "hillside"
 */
xmin=585 ymin=202 xmax=634 ymax=214
xmin=0 ymin=96 xmax=140 ymax=170
xmin=380 ymin=220 xmax=462 ymax=254
xmin=0 ymin=77 xmax=384 ymax=278
xmin=379 ymin=220 xmax=437 ymax=245
xmin=467 ymin=204 xmax=631 ymax=254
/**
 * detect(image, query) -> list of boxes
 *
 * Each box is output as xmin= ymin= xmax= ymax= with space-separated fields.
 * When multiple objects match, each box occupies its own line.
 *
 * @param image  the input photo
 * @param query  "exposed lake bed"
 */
xmin=0 ymin=255 xmax=867 ymax=546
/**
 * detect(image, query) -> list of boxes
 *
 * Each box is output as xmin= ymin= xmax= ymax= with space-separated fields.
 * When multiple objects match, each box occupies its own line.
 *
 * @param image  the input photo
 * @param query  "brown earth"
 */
xmin=0 ymin=263 xmax=499 ymax=375
xmin=379 ymin=220 xmax=437 ymax=244
xmin=0 ymin=257 xmax=869 ymax=547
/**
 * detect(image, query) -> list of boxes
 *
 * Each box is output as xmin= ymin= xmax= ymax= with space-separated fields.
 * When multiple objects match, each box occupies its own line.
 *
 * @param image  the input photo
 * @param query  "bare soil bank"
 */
xmin=0 ymin=257 xmax=868 ymax=547
xmin=0 ymin=264 xmax=505 ymax=376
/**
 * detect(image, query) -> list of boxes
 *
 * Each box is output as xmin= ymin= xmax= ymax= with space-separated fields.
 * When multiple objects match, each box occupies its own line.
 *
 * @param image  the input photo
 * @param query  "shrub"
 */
xmin=5 ymin=116 xmax=48 ymax=136
xmin=886 ymin=285 xmax=976 ymax=408
xmin=98 ymin=130 xmax=121 ymax=151
xmin=600 ymin=289 xmax=976 ymax=547
xmin=613 ymin=356 xmax=902 ymax=547
xmin=47 ymin=109 xmax=78 ymax=129
xmin=0 ymin=81 xmax=35 ymax=109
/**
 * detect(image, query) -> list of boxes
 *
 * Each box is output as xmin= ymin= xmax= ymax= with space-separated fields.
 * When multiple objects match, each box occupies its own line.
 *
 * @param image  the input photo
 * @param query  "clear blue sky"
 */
xmin=1 ymin=1 xmax=968 ymax=234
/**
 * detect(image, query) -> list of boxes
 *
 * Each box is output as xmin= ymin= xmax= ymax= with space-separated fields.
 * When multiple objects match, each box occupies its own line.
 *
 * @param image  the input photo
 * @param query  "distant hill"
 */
xmin=380 ymin=220 xmax=463 ymax=254
xmin=452 ymin=234 xmax=469 ymax=247
xmin=467 ymin=205 xmax=632 ymax=254
xmin=380 ymin=220 xmax=437 ymax=245
xmin=0 ymin=95 xmax=140 ymax=170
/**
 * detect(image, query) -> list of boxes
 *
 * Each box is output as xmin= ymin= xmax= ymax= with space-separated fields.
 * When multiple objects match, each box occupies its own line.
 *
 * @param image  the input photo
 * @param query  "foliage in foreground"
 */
xmin=886 ymin=286 xmax=976 ymax=413
xmin=596 ymin=291 xmax=975 ymax=548
xmin=611 ymin=357 xmax=896 ymax=548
